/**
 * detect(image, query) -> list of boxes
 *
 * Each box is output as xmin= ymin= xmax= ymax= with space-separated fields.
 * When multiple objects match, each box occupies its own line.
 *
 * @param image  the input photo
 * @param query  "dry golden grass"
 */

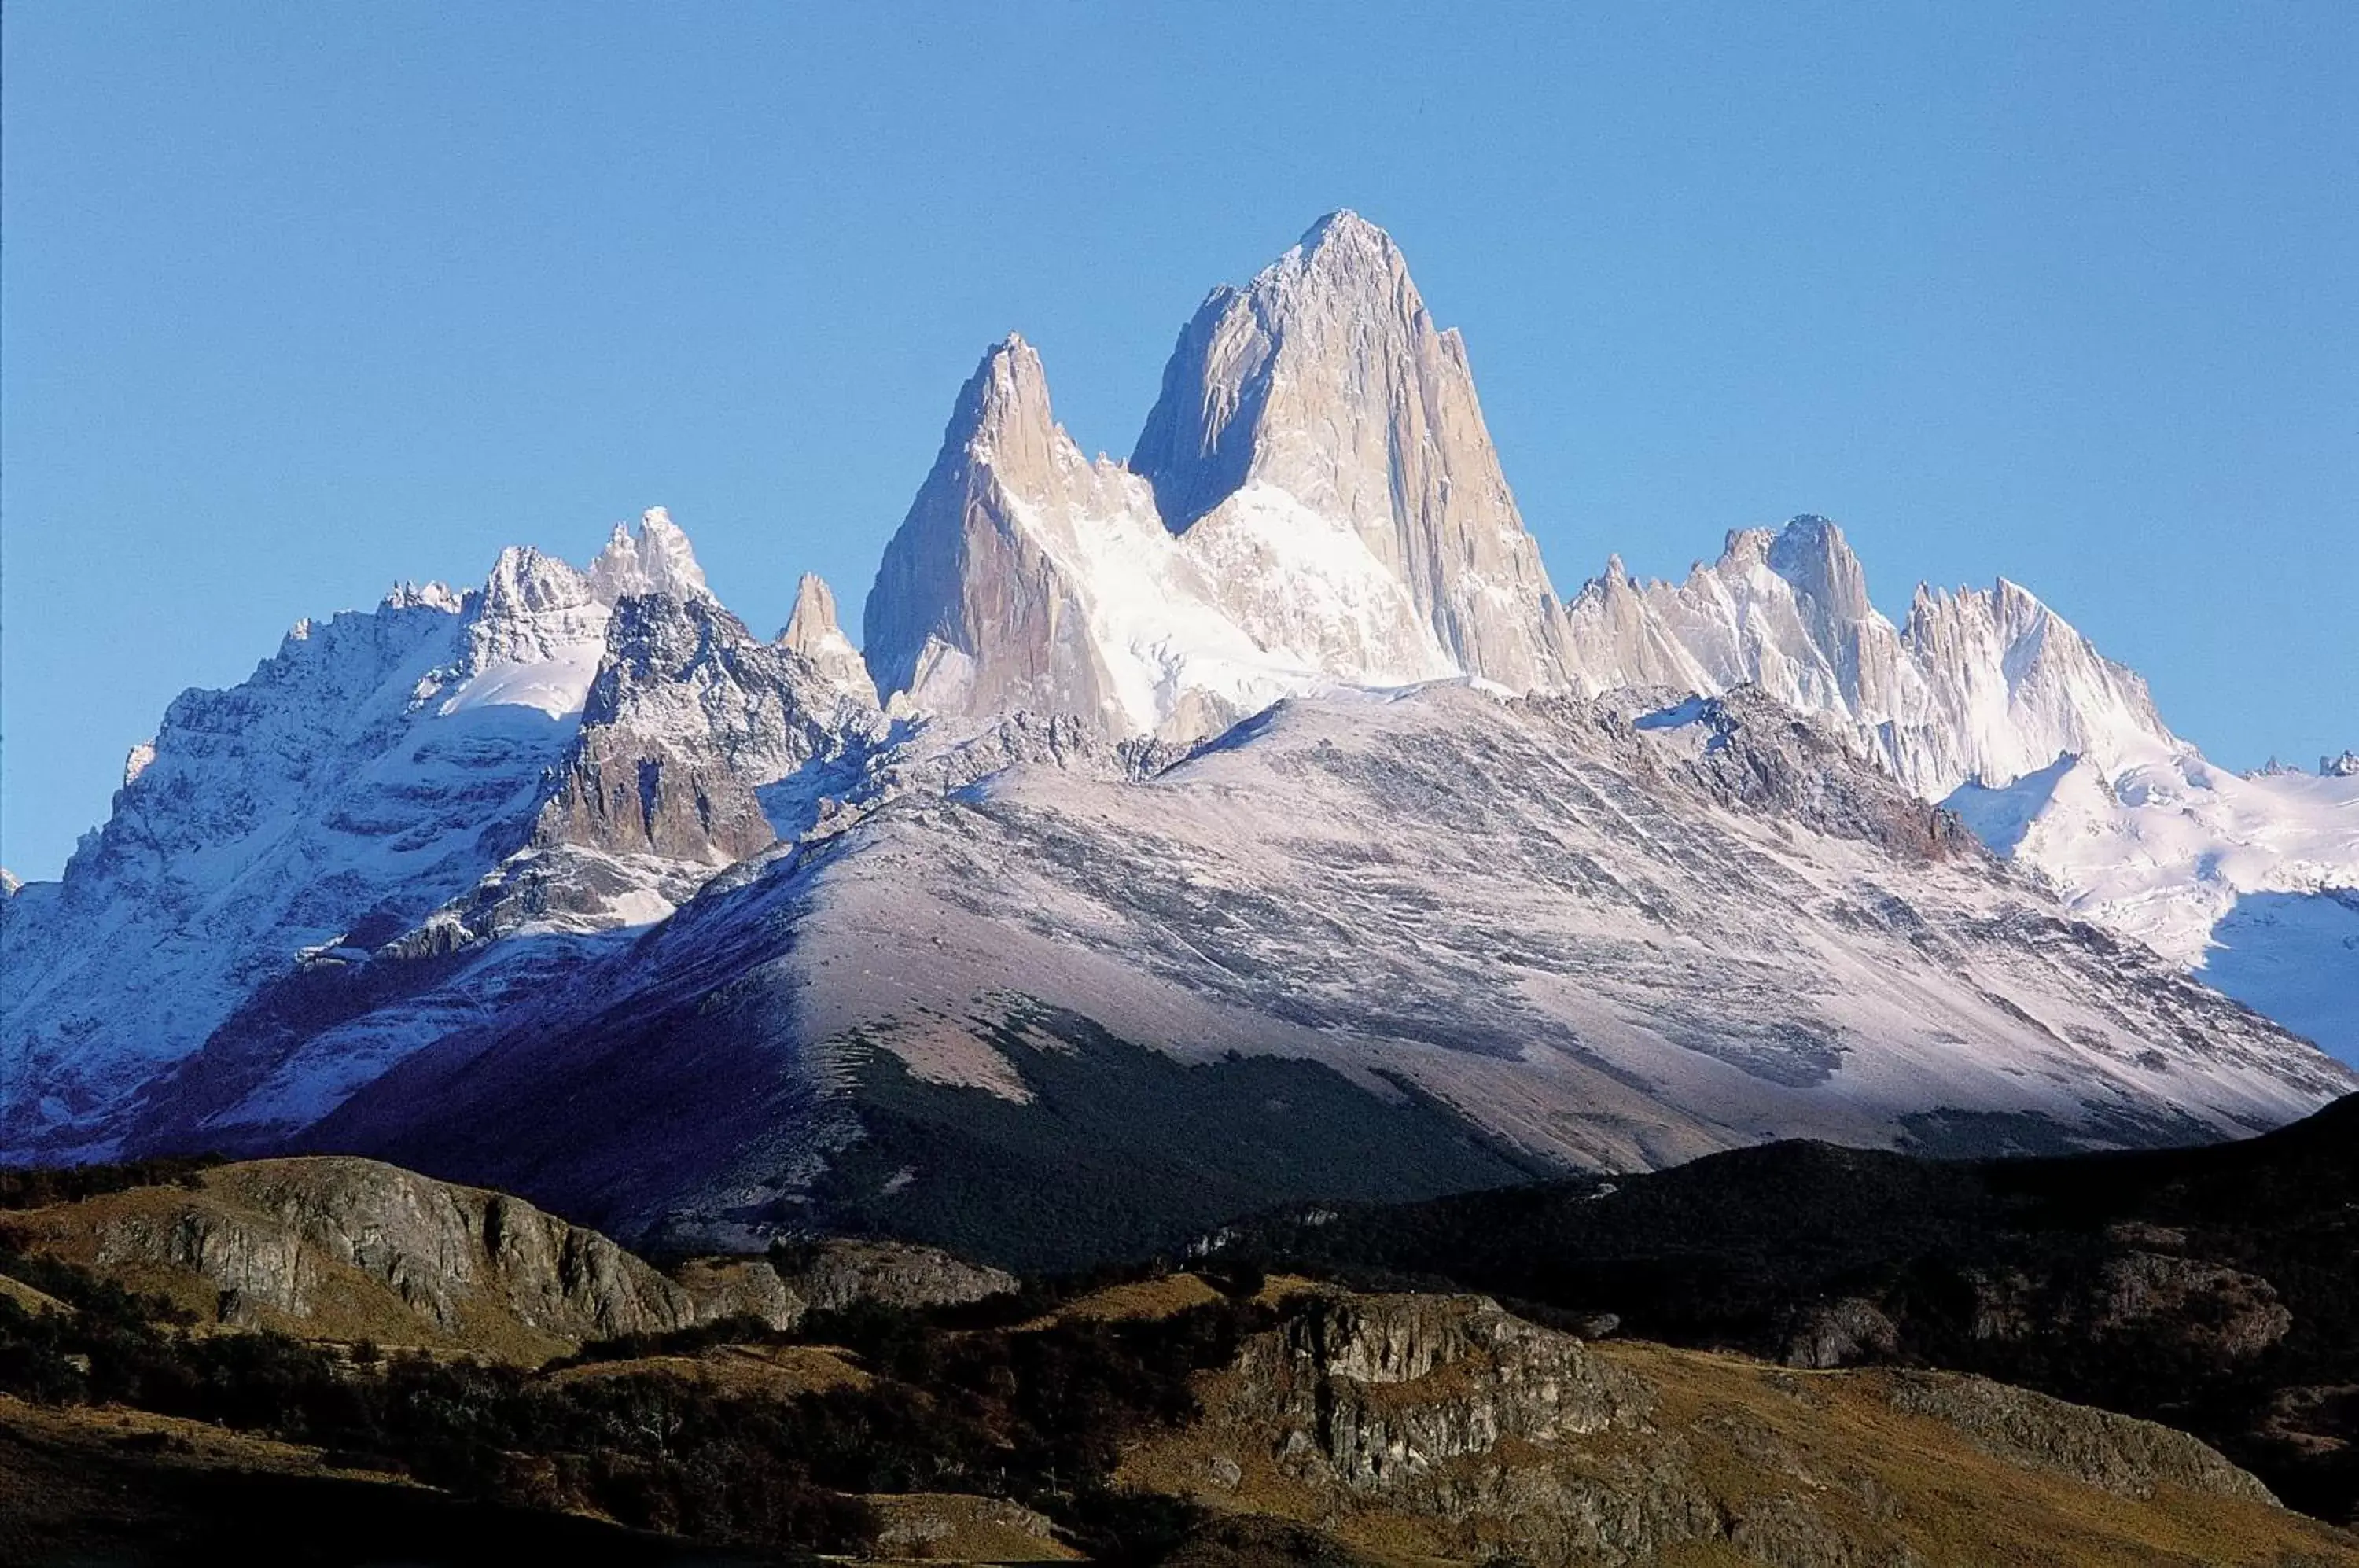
xmin=1018 ymin=1271 xmax=1329 ymax=1334
xmin=1598 ymin=1340 xmax=2359 ymax=1566
xmin=0 ymin=1388 xmax=419 ymax=1563
xmin=1039 ymin=1273 xmax=1225 ymax=1326
xmin=1248 ymin=1273 xmax=1329 ymax=1310
xmin=549 ymin=1342 xmax=870 ymax=1396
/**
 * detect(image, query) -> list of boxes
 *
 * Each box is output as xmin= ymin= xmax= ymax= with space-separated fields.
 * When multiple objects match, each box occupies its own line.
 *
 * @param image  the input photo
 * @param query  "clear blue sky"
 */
xmin=4 ymin=3 xmax=2353 ymax=880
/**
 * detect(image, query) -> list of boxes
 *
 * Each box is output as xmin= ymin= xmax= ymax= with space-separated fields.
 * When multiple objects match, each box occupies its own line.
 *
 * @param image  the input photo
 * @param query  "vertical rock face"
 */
xmin=863 ymin=336 xmax=1180 ymax=730
xmin=1237 ymin=1293 xmax=1646 ymax=1493
xmin=779 ymin=573 xmax=874 ymax=699
xmin=1132 ymin=212 xmax=1569 ymax=691
xmin=861 ymin=214 xmax=1565 ymax=741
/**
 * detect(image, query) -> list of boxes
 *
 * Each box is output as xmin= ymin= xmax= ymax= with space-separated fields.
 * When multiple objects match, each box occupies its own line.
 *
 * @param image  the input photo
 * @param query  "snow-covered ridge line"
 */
xmin=844 ymin=211 xmax=2354 ymax=1062
xmin=0 ymin=509 xmax=879 ymax=1157
xmin=5 ymin=207 xmax=2352 ymax=1172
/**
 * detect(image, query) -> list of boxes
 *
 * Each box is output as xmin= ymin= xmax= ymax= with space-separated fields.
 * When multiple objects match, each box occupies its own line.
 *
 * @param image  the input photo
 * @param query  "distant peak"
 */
xmin=590 ymin=507 xmax=710 ymax=605
xmin=382 ymin=580 xmax=462 ymax=613
xmin=1766 ymin=516 xmax=1870 ymax=621
xmin=484 ymin=545 xmax=593 ymax=615
xmin=943 ymin=333 xmax=1061 ymax=468
xmin=1275 ymin=208 xmax=1411 ymax=297
xmin=1720 ymin=528 xmax=1776 ymax=566
xmin=1776 ymin=513 xmax=1844 ymax=545
xmin=976 ymin=332 xmax=1049 ymax=395
xmin=1298 ymin=208 xmax=1390 ymax=252
xmin=780 ymin=571 xmax=873 ymax=696
xmin=783 ymin=572 xmax=843 ymax=646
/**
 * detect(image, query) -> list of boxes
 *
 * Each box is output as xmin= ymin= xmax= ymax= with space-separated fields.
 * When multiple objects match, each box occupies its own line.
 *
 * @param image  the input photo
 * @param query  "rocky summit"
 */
xmin=4 ymin=211 xmax=2355 ymax=1256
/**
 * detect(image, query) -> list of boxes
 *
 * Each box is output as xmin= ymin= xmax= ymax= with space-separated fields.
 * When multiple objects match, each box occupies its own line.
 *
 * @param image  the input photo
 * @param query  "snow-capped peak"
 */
xmin=484 ymin=545 xmax=593 ymax=617
xmin=1130 ymin=210 xmax=1568 ymax=692
xmin=1560 ymin=513 xmax=2176 ymax=799
xmin=780 ymin=572 xmax=874 ymax=698
xmin=589 ymin=507 xmax=710 ymax=605
xmin=383 ymin=580 xmax=462 ymax=613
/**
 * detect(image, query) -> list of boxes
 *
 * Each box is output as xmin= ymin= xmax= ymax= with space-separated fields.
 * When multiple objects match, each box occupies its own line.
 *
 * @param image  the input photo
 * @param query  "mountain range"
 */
xmin=3 ymin=212 xmax=2353 ymax=1258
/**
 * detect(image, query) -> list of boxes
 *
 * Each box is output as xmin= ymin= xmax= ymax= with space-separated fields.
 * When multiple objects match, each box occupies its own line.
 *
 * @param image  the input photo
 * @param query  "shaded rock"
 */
xmin=1885 ymin=1370 xmax=2276 ymax=1503
xmin=1783 ymin=1297 xmax=1901 ymax=1369
xmin=769 ymin=1238 xmax=1017 ymax=1314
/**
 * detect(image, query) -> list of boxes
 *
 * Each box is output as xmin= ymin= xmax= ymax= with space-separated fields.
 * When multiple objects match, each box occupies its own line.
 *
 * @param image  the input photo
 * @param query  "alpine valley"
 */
xmin=5 ymin=212 xmax=2355 ymax=1269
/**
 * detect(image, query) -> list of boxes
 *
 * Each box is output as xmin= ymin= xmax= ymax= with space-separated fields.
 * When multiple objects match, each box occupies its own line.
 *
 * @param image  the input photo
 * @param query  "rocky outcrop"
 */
xmin=1963 ymin=1249 xmax=2294 ymax=1361
xmin=1236 ymin=1293 xmax=1647 ymax=1491
xmin=534 ymin=591 xmax=878 ymax=866
xmin=17 ymin=1158 xmax=697 ymax=1353
xmin=666 ymin=1239 xmax=1014 ymax=1329
xmin=1781 ymin=1297 xmax=1901 ymax=1370
xmin=1133 ymin=1289 xmax=2309 ymax=1568
xmin=1885 ymin=1371 xmax=2276 ymax=1502
xmin=780 ymin=572 xmax=875 ymax=700
xmin=2 ymin=1157 xmax=1024 ymax=1360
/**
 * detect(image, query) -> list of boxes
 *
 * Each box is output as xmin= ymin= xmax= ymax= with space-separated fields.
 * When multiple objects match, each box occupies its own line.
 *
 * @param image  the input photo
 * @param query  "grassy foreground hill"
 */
xmin=1216 ymin=1091 xmax=2359 ymax=1525
xmin=3 ymin=1154 xmax=2356 ymax=1565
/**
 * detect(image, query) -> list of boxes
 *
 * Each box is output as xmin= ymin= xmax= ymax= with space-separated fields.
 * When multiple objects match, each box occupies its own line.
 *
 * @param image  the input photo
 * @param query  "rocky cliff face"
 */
xmin=1133 ymin=210 xmax=1569 ymax=692
xmin=6 ymin=1158 xmax=702 ymax=1358
xmin=779 ymin=572 xmax=875 ymax=699
xmin=862 ymin=214 xmax=1570 ymax=741
xmin=535 ymin=589 xmax=881 ymax=867
xmin=863 ymin=335 xmax=1217 ymax=731
xmin=761 ymin=1237 xmax=1016 ymax=1314
xmin=1234 ymin=1293 xmax=1648 ymax=1491
xmin=0 ymin=1158 xmax=1017 ymax=1362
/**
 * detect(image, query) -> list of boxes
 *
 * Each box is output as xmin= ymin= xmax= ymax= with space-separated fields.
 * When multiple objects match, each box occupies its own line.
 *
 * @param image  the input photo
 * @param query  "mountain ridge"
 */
xmin=5 ymin=210 xmax=2352 ymax=1211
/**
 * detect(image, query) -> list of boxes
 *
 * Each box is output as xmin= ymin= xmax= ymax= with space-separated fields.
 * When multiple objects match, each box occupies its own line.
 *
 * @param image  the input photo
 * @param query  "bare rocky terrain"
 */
xmin=2 ymin=1152 xmax=2355 ymax=1565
